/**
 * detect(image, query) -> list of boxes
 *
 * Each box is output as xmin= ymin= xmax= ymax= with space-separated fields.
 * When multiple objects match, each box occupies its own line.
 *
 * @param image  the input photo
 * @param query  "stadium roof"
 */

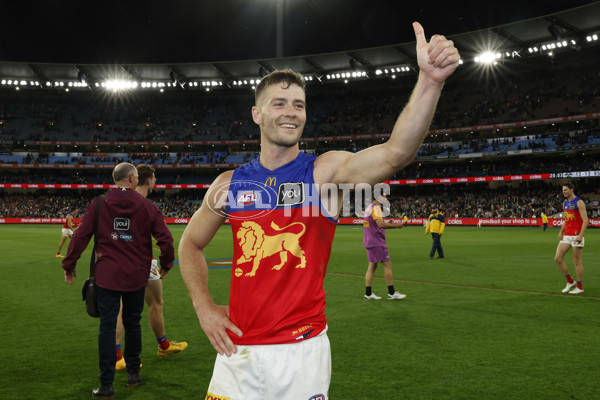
xmin=0 ymin=1 xmax=599 ymax=90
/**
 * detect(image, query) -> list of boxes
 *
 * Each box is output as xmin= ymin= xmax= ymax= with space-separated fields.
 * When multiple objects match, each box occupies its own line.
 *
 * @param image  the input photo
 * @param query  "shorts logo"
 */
xmin=308 ymin=395 xmax=326 ymax=400
xmin=277 ymin=182 xmax=304 ymax=206
xmin=237 ymin=191 xmax=258 ymax=205
xmin=205 ymin=392 xmax=230 ymax=400
xmin=111 ymin=232 xmax=133 ymax=241
xmin=113 ymin=218 xmax=130 ymax=230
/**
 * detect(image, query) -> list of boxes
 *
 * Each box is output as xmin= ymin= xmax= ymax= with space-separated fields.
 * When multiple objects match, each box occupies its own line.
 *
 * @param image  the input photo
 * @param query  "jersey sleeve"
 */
xmin=372 ymin=205 xmax=383 ymax=221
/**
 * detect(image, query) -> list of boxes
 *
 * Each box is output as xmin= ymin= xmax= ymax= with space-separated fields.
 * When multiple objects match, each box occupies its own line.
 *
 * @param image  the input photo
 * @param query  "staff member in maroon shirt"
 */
xmin=63 ymin=162 xmax=174 ymax=399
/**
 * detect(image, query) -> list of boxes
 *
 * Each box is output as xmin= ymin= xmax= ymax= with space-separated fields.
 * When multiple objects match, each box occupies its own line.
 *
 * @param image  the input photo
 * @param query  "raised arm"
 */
xmin=315 ymin=22 xmax=460 ymax=187
xmin=179 ymin=171 xmax=242 ymax=356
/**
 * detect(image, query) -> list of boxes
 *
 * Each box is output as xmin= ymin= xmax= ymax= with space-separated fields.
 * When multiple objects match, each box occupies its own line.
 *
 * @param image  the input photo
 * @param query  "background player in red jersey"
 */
xmin=555 ymin=182 xmax=588 ymax=294
xmin=56 ymin=208 xmax=78 ymax=257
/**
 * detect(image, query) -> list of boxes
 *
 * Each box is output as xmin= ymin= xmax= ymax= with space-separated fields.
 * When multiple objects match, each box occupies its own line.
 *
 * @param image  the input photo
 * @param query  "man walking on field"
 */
xmin=555 ymin=182 xmax=588 ymax=294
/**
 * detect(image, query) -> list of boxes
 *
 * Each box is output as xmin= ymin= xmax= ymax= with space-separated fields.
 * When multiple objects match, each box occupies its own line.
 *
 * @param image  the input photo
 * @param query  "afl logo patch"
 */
xmin=237 ymin=191 xmax=258 ymax=205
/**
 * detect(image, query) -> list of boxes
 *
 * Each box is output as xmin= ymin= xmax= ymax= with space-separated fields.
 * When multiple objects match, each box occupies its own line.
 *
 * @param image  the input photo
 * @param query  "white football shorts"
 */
xmin=560 ymin=235 xmax=585 ymax=248
xmin=148 ymin=259 xmax=161 ymax=281
xmin=206 ymin=327 xmax=330 ymax=400
xmin=61 ymin=228 xmax=74 ymax=237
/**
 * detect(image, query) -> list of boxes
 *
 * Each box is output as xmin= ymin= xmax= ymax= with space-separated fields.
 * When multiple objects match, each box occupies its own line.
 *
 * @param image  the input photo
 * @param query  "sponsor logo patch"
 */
xmin=277 ymin=182 xmax=304 ymax=206
xmin=236 ymin=191 xmax=259 ymax=205
xmin=113 ymin=217 xmax=130 ymax=230
xmin=308 ymin=395 xmax=326 ymax=400
xmin=205 ymin=392 xmax=230 ymax=400
xmin=111 ymin=232 xmax=133 ymax=241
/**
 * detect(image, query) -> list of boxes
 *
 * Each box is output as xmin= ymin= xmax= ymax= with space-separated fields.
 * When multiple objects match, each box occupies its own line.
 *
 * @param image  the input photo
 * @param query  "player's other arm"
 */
xmin=316 ymin=22 xmax=460 ymax=187
xmin=558 ymin=216 xmax=566 ymax=239
xmin=179 ymin=171 xmax=242 ymax=356
xmin=151 ymin=209 xmax=175 ymax=275
xmin=577 ymin=199 xmax=589 ymax=240
xmin=375 ymin=218 xmax=403 ymax=229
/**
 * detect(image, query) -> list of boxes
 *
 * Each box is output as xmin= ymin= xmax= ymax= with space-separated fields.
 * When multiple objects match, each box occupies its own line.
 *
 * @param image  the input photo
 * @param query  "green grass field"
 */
xmin=0 ymin=224 xmax=598 ymax=399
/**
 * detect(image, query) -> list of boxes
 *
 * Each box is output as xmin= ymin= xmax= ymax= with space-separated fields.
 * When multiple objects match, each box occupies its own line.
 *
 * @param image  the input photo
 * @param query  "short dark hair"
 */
xmin=563 ymin=182 xmax=574 ymax=190
xmin=255 ymin=69 xmax=305 ymax=105
xmin=136 ymin=164 xmax=155 ymax=187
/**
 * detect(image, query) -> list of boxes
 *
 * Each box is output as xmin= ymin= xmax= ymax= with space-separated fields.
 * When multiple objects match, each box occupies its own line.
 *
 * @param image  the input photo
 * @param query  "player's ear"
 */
xmin=251 ymin=106 xmax=262 ymax=125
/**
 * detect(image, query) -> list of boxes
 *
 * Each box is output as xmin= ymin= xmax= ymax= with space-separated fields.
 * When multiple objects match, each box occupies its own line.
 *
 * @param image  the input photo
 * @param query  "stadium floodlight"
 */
xmin=474 ymin=51 xmax=500 ymax=64
xmin=104 ymin=79 xmax=138 ymax=91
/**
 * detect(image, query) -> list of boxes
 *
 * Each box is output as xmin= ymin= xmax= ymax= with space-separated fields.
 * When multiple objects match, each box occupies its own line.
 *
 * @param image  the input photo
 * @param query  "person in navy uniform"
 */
xmin=426 ymin=205 xmax=445 ymax=259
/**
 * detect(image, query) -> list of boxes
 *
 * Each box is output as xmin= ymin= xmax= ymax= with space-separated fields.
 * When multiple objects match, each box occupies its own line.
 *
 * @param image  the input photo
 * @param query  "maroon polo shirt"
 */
xmin=63 ymin=187 xmax=174 ymax=291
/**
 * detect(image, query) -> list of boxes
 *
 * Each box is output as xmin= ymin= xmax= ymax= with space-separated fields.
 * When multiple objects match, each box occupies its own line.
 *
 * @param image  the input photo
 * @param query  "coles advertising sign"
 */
xmin=1 ymin=218 xmax=597 ymax=227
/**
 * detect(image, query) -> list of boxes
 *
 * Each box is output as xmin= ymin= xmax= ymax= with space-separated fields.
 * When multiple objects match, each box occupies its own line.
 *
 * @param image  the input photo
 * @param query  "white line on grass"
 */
xmin=329 ymin=271 xmax=600 ymax=300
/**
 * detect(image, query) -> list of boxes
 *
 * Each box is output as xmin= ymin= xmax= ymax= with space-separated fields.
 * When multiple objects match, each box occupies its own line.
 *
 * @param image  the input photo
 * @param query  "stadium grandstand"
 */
xmin=1 ymin=2 xmax=599 ymax=225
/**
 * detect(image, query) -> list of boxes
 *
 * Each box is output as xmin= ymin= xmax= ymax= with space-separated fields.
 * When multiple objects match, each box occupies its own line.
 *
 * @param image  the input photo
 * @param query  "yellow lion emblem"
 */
xmin=236 ymin=221 xmax=306 ymax=277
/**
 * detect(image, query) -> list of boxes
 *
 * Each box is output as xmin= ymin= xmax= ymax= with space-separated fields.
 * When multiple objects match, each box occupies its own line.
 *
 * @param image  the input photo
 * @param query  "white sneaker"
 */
xmin=388 ymin=291 xmax=406 ymax=300
xmin=562 ymin=281 xmax=577 ymax=293
xmin=569 ymin=287 xmax=584 ymax=294
xmin=364 ymin=293 xmax=381 ymax=300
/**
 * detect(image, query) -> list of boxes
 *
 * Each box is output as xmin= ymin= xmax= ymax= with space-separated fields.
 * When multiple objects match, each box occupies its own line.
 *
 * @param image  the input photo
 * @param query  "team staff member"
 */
xmin=425 ymin=205 xmax=445 ymax=259
xmin=115 ymin=164 xmax=187 ymax=371
xmin=363 ymin=192 xmax=406 ymax=300
xmin=56 ymin=209 xmax=78 ymax=257
xmin=63 ymin=162 xmax=174 ymax=399
xmin=555 ymin=182 xmax=588 ymax=294
xmin=179 ymin=22 xmax=460 ymax=400
xmin=541 ymin=211 xmax=549 ymax=231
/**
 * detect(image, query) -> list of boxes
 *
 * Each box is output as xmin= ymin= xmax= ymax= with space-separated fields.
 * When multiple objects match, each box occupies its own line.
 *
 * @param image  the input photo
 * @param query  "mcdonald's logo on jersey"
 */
xmin=265 ymin=176 xmax=276 ymax=187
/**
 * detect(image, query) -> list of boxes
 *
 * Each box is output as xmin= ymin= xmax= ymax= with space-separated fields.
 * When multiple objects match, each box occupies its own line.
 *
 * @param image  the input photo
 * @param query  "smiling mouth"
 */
xmin=280 ymin=123 xmax=297 ymax=129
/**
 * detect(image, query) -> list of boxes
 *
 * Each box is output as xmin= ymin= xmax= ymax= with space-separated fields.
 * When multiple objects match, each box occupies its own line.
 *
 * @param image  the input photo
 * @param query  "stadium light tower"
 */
xmin=276 ymin=0 xmax=284 ymax=58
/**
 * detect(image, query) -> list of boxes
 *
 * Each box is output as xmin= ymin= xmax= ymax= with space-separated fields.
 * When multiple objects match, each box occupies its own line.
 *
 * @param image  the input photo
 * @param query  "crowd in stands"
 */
xmin=0 ymin=150 xmax=258 ymax=166
xmin=1 ymin=47 xmax=599 ymax=224
xmin=2 ymin=152 xmax=599 ymax=185
xmin=1 ymin=128 xmax=598 ymax=170
xmin=0 ymin=192 xmax=203 ymax=219
xmin=0 ymin=46 xmax=598 ymax=146
xmin=2 ymin=182 xmax=599 ymax=220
